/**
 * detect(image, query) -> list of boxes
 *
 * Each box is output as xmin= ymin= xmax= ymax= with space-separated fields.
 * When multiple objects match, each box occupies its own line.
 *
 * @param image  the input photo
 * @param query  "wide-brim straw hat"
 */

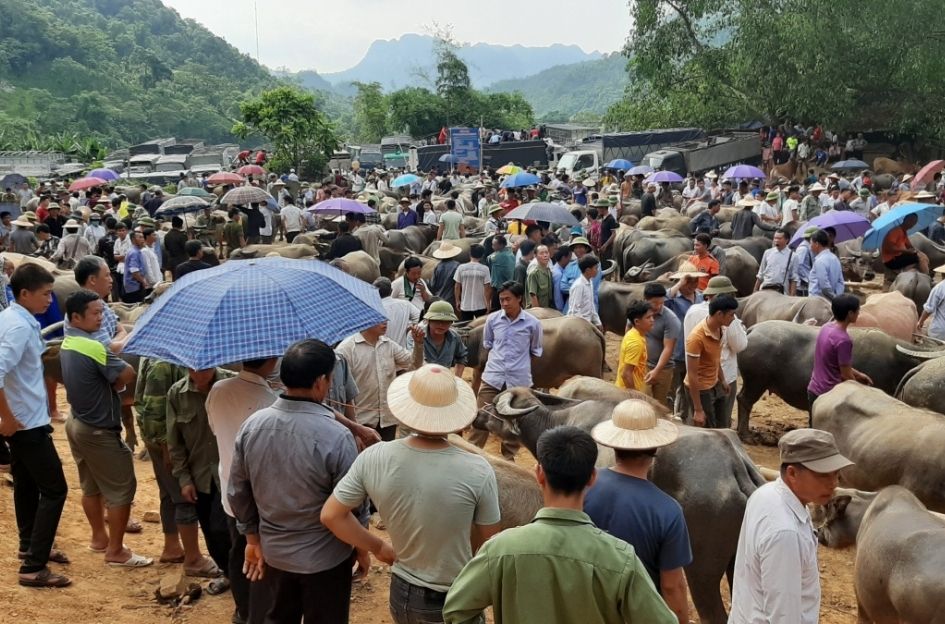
xmin=913 ymin=191 xmax=936 ymax=200
xmin=809 ymin=182 xmax=825 ymax=192
xmin=488 ymin=203 xmax=503 ymax=214
xmin=12 ymin=217 xmax=33 ymax=228
xmin=735 ymin=197 xmax=760 ymax=207
xmin=933 ymin=264 xmax=945 ymax=274
xmin=592 ymin=399 xmax=678 ymax=450
xmin=432 ymin=241 xmax=463 ymax=259
xmin=670 ymin=261 xmax=709 ymax=280
xmin=387 ymin=364 xmax=477 ymax=435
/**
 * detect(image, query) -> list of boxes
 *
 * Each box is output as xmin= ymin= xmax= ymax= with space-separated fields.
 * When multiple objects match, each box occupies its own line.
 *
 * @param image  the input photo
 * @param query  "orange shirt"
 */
xmin=882 ymin=227 xmax=909 ymax=263
xmin=688 ymin=254 xmax=720 ymax=291
xmin=684 ymin=319 xmax=723 ymax=391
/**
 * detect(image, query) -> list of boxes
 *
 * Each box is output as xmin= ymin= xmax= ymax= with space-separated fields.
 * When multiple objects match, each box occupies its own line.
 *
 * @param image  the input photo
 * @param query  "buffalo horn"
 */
xmin=494 ymin=391 xmax=539 ymax=417
xmin=895 ymin=343 xmax=945 ymax=360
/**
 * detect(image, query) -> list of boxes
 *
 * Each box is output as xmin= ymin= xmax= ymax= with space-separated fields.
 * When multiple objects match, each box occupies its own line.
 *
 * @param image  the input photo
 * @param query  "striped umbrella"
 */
xmin=207 ymin=172 xmax=244 ymax=185
xmin=220 ymin=186 xmax=271 ymax=205
xmin=155 ymin=196 xmax=211 ymax=217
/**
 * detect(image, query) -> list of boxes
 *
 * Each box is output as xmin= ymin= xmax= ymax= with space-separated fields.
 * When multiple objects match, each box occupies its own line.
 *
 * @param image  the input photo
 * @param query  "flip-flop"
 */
xmin=18 ymin=568 xmax=72 ymax=588
xmin=19 ymin=549 xmax=71 ymax=564
xmin=125 ymin=519 xmax=143 ymax=534
xmin=88 ymin=545 xmax=107 ymax=554
xmin=184 ymin=557 xmax=222 ymax=578
xmin=107 ymin=552 xmax=153 ymax=568
xmin=206 ymin=577 xmax=230 ymax=596
xmin=159 ymin=555 xmax=186 ymax=564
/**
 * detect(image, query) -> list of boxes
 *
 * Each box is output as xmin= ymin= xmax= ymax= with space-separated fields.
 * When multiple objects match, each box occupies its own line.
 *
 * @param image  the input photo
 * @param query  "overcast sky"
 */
xmin=161 ymin=0 xmax=631 ymax=74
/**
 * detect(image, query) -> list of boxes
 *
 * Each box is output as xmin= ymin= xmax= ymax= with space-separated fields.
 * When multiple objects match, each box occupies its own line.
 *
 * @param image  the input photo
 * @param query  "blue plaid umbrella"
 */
xmin=124 ymin=258 xmax=386 ymax=369
xmin=499 ymin=172 xmax=541 ymax=188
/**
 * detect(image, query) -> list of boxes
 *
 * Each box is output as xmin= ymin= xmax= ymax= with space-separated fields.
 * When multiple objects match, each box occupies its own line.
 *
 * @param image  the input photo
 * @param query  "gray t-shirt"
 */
xmin=645 ymin=308 xmax=682 ymax=369
xmin=60 ymin=327 xmax=128 ymax=430
xmin=333 ymin=438 xmax=501 ymax=592
xmin=453 ymin=261 xmax=491 ymax=312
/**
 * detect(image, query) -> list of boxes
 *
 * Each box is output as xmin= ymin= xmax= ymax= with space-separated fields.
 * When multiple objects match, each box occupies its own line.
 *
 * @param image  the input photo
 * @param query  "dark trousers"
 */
xmin=110 ymin=271 xmax=123 ymax=302
xmin=121 ymin=288 xmax=146 ymax=304
xmin=6 ymin=426 xmax=68 ymax=573
xmin=671 ymin=365 xmax=692 ymax=421
xmin=698 ymin=382 xmax=730 ymax=429
xmin=285 ymin=231 xmax=299 ymax=243
xmin=195 ymin=481 xmax=232 ymax=575
xmin=378 ymin=425 xmax=398 ymax=442
xmin=228 ymin=516 xmax=272 ymax=623
xmin=807 ymin=390 xmax=819 ymax=427
xmin=460 ymin=309 xmax=487 ymax=322
xmin=145 ymin=440 xmax=180 ymax=535
xmin=0 ymin=437 xmax=10 ymax=465
xmin=389 ymin=574 xmax=449 ymax=624
xmin=263 ymin=554 xmax=354 ymax=624
xmin=470 ymin=382 xmax=521 ymax=460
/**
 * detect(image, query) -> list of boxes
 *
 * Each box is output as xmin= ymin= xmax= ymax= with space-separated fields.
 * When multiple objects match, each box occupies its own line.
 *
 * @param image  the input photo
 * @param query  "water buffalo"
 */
xmin=911 ymin=232 xmax=945 ymax=269
xmin=620 ymin=233 xmax=692 ymax=280
xmin=229 ymin=243 xmax=317 ymax=260
xmin=339 ymin=250 xmax=381 ymax=283
xmin=852 ymin=290 xmax=917 ymax=341
xmin=888 ymin=270 xmax=931 ymax=312
xmin=385 ymin=225 xmax=434 ymax=254
xmin=637 ymin=214 xmax=691 ymax=236
xmin=713 ymin=236 xmax=772 ymax=264
xmin=816 ymin=486 xmax=945 ymax=624
xmin=718 ymin=246 xmax=759 ymax=296
xmin=736 ymin=321 xmax=945 ymax=437
xmin=557 ymin=375 xmax=670 ymax=415
xmin=896 ymin=357 xmax=945 ymax=414
xmin=422 ymin=238 xmax=480 ymax=263
xmin=486 ymin=388 xmax=765 ymax=624
xmin=812 ymin=382 xmax=945 ymax=512
xmin=625 ymin=253 xmax=690 ymax=283
xmin=463 ymin=315 xmax=605 ymax=390
xmin=736 ymin=291 xmax=833 ymax=327
xmin=597 ymin=280 xmax=652 ymax=336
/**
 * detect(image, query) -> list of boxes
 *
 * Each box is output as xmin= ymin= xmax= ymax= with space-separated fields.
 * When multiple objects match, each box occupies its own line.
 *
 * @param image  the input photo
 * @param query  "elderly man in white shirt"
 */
xmin=373 ymin=277 xmax=420 ymax=349
xmin=728 ymin=429 xmax=853 ymax=624
xmin=753 ymin=229 xmax=796 ymax=293
xmin=565 ymin=255 xmax=602 ymax=332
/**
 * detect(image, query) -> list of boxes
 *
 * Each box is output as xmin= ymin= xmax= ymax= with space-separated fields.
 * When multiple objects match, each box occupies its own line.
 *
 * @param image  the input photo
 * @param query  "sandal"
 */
xmin=125 ymin=519 xmax=143 ymax=534
xmin=184 ymin=557 xmax=223 ymax=578
xmin=18 ymin=548 xmax=71 ymax=564
xmin=19 ymin=568 xmax=72 ymax=588
xmin=107 ymin=552 xmax=154 ymax=568
xmin=207 ymin=577 xmax=230 ymax=596
xmin=159 ymin=554 xmax=186 ymax=564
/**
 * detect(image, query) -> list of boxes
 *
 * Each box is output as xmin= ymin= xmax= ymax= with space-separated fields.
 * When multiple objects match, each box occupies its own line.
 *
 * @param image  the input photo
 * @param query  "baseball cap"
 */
xmin=778 ymin=429 xmax=853 ymax=473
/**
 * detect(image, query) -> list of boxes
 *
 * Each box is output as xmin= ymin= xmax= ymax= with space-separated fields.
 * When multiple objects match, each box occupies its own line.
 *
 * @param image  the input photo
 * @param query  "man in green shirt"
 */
xmin=486 ymin=235 xmax=514 ymax=311
xmin=223 ymin=209 xmax=246 ymax=258
xmin=526 ymin=245 xmax=553 ymax=308
xmin=437 ymin=199 xmax=465 ymax=241
xmin=443 ymin=426 xmax=676 ymax=624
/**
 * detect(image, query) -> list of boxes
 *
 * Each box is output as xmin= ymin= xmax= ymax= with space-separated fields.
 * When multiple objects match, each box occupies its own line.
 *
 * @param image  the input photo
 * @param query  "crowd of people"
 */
xmin=1 ymin=145 xmax=944 ymax=624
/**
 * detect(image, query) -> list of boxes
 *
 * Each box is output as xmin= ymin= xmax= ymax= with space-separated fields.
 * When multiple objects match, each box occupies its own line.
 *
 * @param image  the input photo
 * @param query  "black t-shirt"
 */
xmin=96 ymin=233 xmax=117 ymax=270
xmin=45 ymin=215 xmax=65 ymax=238
xmin=241 ymin=207 xmax=265 ymax=237
xmin=143 ymin=197 xmax=165 ymax=216
xmin=174 ymin=259 xmax=211 ymax=280
xmin=329 ymin=234 xmax=362 ymax=259
xmin=600 ymin=214 xmax=618 ymax=246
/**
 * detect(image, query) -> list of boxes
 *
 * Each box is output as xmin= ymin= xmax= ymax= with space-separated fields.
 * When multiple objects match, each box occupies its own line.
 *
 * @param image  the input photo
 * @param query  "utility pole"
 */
xmin=253 ymin=0 xmax=260 ymax=62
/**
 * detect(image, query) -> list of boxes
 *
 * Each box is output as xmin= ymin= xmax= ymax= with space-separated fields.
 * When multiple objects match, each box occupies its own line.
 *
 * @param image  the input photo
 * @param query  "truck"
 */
xmin=380 ymin=135 xmax=412 ymax=169
xmin=126 ymin=138 xmax=176 ymax=176
xmin=190 ymin=144 xmax=239 ymax=175
xmin=415 ymin=139 xmax=550 ymax=173
xmin=639 ymin=131 xmax=761 ymax=177
xmin=556 ymin=128 xmax=706 ymax=177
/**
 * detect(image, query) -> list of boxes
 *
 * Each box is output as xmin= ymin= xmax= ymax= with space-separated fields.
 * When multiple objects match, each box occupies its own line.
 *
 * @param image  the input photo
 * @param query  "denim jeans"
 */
xmin=389 ymin=574 xmax=449 ymax=624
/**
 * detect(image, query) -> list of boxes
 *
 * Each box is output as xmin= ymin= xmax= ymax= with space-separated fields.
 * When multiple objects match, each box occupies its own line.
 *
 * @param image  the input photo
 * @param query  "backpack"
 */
xmin=587 ymin=220 xmax=603 ymax=249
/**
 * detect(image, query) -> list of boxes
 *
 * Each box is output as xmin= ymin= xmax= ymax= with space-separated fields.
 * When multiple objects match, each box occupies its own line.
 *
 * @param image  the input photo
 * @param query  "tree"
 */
xmin=387 ymin=87 xmax=446 ymax=138
xmin=233 ymin=86 xmax=339 ymax=177
xmin=607 ymin=0 xmax=945 ymax=141
xmin=351 ymin=81 xmax=389 ymax=142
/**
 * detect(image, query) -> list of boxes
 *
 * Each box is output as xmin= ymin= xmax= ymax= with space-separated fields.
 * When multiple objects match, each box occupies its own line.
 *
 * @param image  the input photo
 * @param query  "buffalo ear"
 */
xmin=826 ymin=495 xmax=852 ymax=522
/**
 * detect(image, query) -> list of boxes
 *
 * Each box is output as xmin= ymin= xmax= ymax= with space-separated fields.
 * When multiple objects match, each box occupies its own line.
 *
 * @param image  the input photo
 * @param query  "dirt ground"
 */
xmin=0 ymin=335 xmax=860 ymax=624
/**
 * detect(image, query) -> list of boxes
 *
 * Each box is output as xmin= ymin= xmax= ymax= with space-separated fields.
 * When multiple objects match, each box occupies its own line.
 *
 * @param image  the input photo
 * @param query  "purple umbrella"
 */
xmin=789 ymin=211 xmax=870 ymax=248
xmin=723 ymin=164 xmax=766 ymax=180
xmin=306 ymin=197 xmax=375 ymax=215
xmin=88 ymin=168 xmax=119 ymax=181
xmin=627 ymin=165 xmax=654 ymax=176
xmin=650 ymin=171 xmax=684 ymax=183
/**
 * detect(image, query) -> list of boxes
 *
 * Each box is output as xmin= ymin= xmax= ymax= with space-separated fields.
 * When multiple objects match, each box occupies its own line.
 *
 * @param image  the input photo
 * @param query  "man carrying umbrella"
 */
xmin=881 ymin=213 xmax=930 ymax=274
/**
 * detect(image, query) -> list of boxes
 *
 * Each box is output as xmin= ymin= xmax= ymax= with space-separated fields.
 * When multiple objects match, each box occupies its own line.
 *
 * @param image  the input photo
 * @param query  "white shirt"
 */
xmin=114 ymin=235 xmax=132 ymax=273
xmin=335 ymin=333 xmax=415 ymax=428
xmin=382 ymin=296 xmax=420 ymax=349
xmin=923 ymin=280 xmax=945 ymax=341
xmin=206 ymin=371 xmax=278 ymax=516
xmin=280 ymin=204 xmax=305 ymax=233
xmin=390 ymin=276 xmax=429 ymax=312
xmin=756 ymin=246 xmax=796 ymax=290
xmin=259 ymin=206 xmax=273 ymax=237
xmin=683 ymin=302 xmax=747 ymax=384
xmin=423 ymin=210 xmax=438 ymax=226
xmin=780 ymin=199 xmax=799 ymax=225
xmin=566 ymin=274 xmax=601 ymax=327
xmin=141 ymin=246 xmax=162 ymax=285
xmin=728 ymin=479 xmax=820 ymax=624
xmin=754 ymin=201 xmax=780 ymax=223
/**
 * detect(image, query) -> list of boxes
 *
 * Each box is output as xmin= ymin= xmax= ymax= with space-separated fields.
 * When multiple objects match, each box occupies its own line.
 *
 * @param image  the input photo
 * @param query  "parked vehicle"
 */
xmin=640 ymin=132 xmax=761 ymax=177
xmin=557 ymin=128 xmax=706 ymax=177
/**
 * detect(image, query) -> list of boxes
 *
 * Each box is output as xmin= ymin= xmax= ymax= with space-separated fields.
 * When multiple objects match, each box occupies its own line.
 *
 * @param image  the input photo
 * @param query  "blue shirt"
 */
xmin=397 ymin=209 xmax=419 ymax=229
xmin=560 ymin=258 xmax=601 ymax=311
xmin=808 ymin=249 xmax=844 ymax=298
xmin=585 ymin=469 xmax=693 ymax=591
xmin=33 ymin=291 xmax=64 ymax=339
xmin=664 ymin=291 xmax=704 ymax=363
xmin=481 ymin=309 xmax=543 ymax=389
xmin=0 ymin=303 xmax=50 ymax=430
xmin=124 ymin=246 xmax=144 ymax=292
xmin=551 ymin=263 xmax=566 ymax=311
xmin=792 ymin=240 xmax=815 ymax=288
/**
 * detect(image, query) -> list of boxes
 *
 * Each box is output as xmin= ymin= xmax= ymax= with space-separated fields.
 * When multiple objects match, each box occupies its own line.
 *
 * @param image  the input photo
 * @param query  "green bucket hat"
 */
xmin=425 ymin=300 xmax=458 ymax=322
xmin=592 ymin=198 xmax=610 ymax=208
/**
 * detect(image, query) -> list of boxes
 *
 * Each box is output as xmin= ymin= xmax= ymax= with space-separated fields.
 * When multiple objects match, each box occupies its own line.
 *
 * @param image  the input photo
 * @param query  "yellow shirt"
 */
xmin=616 ymin=328 xmax=648 ymax=391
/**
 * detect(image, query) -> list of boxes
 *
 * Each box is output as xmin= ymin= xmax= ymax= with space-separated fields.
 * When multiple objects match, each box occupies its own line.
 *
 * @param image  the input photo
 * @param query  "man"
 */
xmin=850 ymin=187 xmax=871 ymax=218
xmin=421 ymin=302 xmax=468 ymax=375
xmin=682 ymin=277 xmax=746 ymax=429
xmin=336 ymin=321 xmax=423 ymax=441
xmin=84 ymin=212 xmax=106 ymax=247
xmin=642 ymin=284 xmax=680 ymax=406
xmin=469 ymin=282 xmax=542 ymax=459
xmin=689 ymin=199 xmax=721 ymax=236
xmin=0 ymin=264 xmax=71 ymax=588
xmin=791 ymin=227 xmax=817 ymax=296
xmin=729 ymin=429 xmax=854 ymax=624
xmin=141 ymin=227 xmax=163 ymax=285
xmin=731 ymin=198 xmax=777 ymax=239
xmin=391 ymin=256 xmax=432 ymax=312
xmin=437 ymin=199 xmax=465 ymax=241
xmin=616 ymin=301 xmax=654 ymax=392
xmin=526 ymin=244 xmax=553 ymax=309
xmin=143 ymin=188 xmax=165 ymax=217
xmin=328 ymin=220 xmax=362 ymax=260
xmin=374 ymin=277 xmax=420 ymax=349
xmin=454 ymin=244 xmax=492 ymax=320
xmin=780 ymin=186 xmax=800 ymax=226
xmin=112 ymin=221 xmax=131 ymax=294
xmin=352 ymin=212 xmax=387 ymax=259
xmin=229 ymin=340 xmax=365 ymax=624
xmin=122 ymin=230 xmax=149 ymax=304
xmin=207 ymin=357 xmax=280 ymax=624
xmin=241 ymin=203 xmax=265 ymax=245
xmin=754 ymin=229 xmax=796 ymax=293
xmin=486 ymin=236 xmax=515 ymax=311
xmin=688 ymin=233 xmax=720 ymax=291
xmin=443 ymin=426 xmax=676 ymax=624
xmin=44 ymin=203 xmax=66 ymax=239
xmin=881 ymin=213 xmax=930 ymax=274
xmin=808 ymin=229 xmax=845 ymax=300
xmin=512 ymin=240 xmax=536 ymax=292
xmin=34 ymin=223 xmax=59 ymax=259
xmin=560 ymin=237 xmax=600 ymax=310
xmin=484 ymin=203 xmax=502 ymax=235
xmin=550 ymin=247 xmax=572 ymax=312
xmin=430 ymin=242 xmax=463 ymax=310
xmin=585 ymin=401 xmax=692 ymax=623
xmin=164 ymin=216 xmax=189 ymax=272
xmin=223 ymin=209 xmax=246 ymax=257
xmin=755 ymin=191 xmax=781 ymax=226
xmin=323 ymin=364 xmax=501 ymax=624
xmin=664 ymin=263 xmax=705 ymax=419
xmin=167 ymin=367 xmax=235 ymax=584
xmin=396 ymin=197 xmax=419 ymax=229
xmin=806 ymin=294 xmax=873 ymax=424
xmin=51 ymin=219 xmax=92 ymax=269
xmin=60 ymin=290 xmax=148 ymax=568
xmin=685 ymin=295 xmax=739 ymax=428
xmin=869 ymin=189 xmax=896 ymax=221
xmin=800 ymin=183 xmax=824 ymax=221
xmin=566 ymin=255 xmax=603 ymax=332
xmin=175 ymin=240 xmax=212 ymax=280
xmin=9 ymin=216 xmax=38 ymax=254
xmin=280 ymin=198 xmax=305 ymax=243
xmin=917 ymin=264 xmax=945 ymax=341
xmin=833 ymin=187 xmax=853 ymax=212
